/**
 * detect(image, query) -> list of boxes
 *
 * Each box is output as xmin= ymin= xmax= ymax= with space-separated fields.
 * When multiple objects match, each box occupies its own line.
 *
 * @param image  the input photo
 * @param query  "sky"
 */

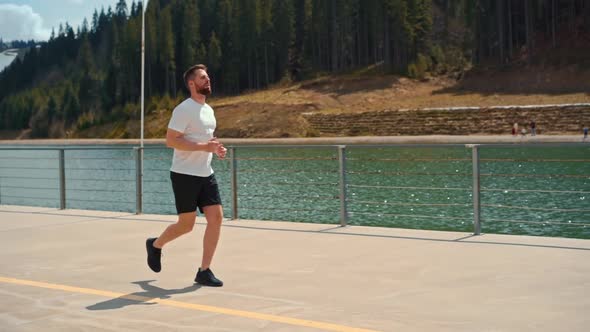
xmin=0 ymin=0 xmax=134 ymax=42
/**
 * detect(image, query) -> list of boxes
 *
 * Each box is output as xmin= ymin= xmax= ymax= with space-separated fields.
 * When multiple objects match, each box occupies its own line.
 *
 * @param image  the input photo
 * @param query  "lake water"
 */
xmin=0 ymin=50 xmax=17 ymax=71
xmin=0 ymin=144 xmax=589 ymax=239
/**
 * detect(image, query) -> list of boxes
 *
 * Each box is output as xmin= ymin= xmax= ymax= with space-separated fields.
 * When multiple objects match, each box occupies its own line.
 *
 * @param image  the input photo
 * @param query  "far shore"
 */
xmin=1 ymin=49 xmax=19 ymax=56
xmin=0 ymin=135 xmax=588 ymax=146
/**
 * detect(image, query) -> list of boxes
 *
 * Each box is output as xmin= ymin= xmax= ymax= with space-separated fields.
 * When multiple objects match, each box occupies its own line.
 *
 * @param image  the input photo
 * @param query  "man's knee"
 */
xmin=177 ymin=213 xmax=196 ymax=233
xmin=177 ymin=222 xmax=194 ymax=233
xmin=208 ymin=216 xmax=222 ymax=227
xmin=202 ymin=205 xmax=223 ymax=226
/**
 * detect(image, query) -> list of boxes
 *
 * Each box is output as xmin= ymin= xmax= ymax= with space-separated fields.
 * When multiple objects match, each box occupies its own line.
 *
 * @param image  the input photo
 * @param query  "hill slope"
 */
xmin=15 ymin=65 xmax=590 ymax=139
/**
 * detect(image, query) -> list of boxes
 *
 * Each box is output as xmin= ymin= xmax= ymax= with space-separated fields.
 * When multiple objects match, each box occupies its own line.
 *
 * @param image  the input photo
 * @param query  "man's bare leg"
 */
xmin=153 ymin=211 xmax=197 ymax=248
xmin=200 ymin=205 xmax=223 ymax=269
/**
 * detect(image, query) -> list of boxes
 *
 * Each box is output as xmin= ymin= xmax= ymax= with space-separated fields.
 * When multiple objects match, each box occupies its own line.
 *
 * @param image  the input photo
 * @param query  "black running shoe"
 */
xmin=146 ymin=238 xmax=162 ymax=272
xmin=195 ymin=268 xmax=223 ymax=287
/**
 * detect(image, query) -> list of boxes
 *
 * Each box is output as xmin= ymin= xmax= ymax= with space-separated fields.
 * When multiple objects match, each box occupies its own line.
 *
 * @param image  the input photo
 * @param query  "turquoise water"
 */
xmin=0 ymin=144 xmax=588 ymax=239
xmin=0 ymin=50 xmax=17 ymax=71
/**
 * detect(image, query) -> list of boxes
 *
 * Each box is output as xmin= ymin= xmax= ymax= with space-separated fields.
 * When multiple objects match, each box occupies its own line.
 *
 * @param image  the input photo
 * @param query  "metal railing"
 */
xmin=0 ymin=143 xmax=588 ymax=237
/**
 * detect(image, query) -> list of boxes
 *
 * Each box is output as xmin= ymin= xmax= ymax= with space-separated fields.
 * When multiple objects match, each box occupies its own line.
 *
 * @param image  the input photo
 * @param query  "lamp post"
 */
xmin=138 ymin=0 xmax=148 ymax=214
xmin=141 ymin=0 xmax=146 ymax=148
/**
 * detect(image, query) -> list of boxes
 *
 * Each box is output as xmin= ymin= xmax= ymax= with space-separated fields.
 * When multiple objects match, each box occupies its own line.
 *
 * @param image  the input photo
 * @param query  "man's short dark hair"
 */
xmin=183 ymin=64 xmax=208 ymax=91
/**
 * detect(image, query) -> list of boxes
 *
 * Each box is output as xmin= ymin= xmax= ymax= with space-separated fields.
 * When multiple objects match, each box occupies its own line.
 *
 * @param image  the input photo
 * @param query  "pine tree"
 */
xmin=291 ymin=0 xmax=305 ymax=80
xmin=257 ymin=0 xmax=274 ymax=86
xmin=30 ymin=105 xmax=50 ymax=138
xmin=144 ymin=0 xmax=159 ymax=97
xmin=116 ymin=0 xmax=128 ymax=20
xmin=272 ymin=0 xmax=293 ymax=80
xmin=159 ymin=7 xmax=176 ymax=95
xmin=239 ymin=0 xmax=258 ymax=89
xmin=77 ymin=37 xmax=97 ymax=110
xmin=81 ymin=18 xmax=90 ymax=36
xmin=46 ymin=95 xmax=57 ymax=121
xmin=131 ymin=1 xmax=138 ymax=17
xmin=216 ymin=0 xmax=240 ymax=92
xmin=180 ymin=0 xmax=200 ymax=82
xmin=91 ymin=10 xmax=99 ymax=33
xmin=208 ymin=31 xmax=222 ymax=73
xmin=63 ymin=83 xmax=81 ymax=126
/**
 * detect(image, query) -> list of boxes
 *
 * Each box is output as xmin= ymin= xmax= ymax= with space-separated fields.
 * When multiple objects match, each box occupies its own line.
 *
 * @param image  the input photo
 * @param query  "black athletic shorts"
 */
xmin=170 ymin=171 xmax=222 ymax=214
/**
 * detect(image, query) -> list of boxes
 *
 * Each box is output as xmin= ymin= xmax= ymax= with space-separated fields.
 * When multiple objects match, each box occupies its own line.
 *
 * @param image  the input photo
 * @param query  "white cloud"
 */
xmin=0 ymin=4 xmax=51 ymax=41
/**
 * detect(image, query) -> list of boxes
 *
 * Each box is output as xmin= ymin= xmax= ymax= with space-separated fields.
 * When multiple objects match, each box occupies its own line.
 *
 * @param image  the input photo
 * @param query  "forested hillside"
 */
xmin=0 ymin=0 xmax=589 ymax=138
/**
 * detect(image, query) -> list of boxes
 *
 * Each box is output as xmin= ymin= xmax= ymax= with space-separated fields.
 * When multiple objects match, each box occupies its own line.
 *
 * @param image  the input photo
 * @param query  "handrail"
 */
xmin=0 ymin=143 xmax=588 ymax=237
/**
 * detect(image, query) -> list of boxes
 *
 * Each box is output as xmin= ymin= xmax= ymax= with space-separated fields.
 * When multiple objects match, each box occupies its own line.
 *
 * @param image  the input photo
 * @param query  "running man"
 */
xmin=146 ymin=64 xmax=227 ymax=287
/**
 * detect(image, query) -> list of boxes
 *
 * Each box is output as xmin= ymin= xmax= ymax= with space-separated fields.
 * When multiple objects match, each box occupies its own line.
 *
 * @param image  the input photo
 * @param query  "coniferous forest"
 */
xmin=0 ymin=0 xmax=589 ymax=138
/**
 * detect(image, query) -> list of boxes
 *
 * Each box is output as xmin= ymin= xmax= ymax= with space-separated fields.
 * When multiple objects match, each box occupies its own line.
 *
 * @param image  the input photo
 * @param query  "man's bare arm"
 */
xmin=166 ymin=128 xmax=220 ymax=152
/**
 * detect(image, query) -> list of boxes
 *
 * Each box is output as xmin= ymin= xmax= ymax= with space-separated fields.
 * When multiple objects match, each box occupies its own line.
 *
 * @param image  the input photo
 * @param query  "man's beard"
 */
xmin=198 ymin=86 xmax=212 ymax=95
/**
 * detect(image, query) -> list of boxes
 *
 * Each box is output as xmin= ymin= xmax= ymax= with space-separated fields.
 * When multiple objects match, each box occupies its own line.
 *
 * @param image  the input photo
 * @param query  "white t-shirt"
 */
xmin=168 ymin=98 xmax=216 ymax=177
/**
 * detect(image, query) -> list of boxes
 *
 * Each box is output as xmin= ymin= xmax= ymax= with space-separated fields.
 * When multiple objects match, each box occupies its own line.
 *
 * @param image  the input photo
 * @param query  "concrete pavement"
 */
xmin=0 ymin=205 xmax=589 ymax=331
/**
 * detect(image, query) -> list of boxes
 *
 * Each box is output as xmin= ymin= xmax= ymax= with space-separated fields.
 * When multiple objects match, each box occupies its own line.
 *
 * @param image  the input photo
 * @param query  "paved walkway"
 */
xmin=0 ymin=205 xmax=589 ymax=331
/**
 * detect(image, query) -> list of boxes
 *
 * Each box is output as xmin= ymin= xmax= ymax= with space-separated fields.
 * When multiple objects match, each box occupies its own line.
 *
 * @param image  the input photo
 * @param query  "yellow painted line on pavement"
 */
xmin=0 ymin=276 xmax=379 ymax=332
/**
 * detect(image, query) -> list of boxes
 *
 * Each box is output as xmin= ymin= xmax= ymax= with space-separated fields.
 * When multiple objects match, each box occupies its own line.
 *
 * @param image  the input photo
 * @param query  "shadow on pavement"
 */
xmin=86 ymin=280 xmax=201 ymax=310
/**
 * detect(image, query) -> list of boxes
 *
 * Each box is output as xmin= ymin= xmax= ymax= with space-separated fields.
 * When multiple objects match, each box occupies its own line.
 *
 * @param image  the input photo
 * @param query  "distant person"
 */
xmin=530 ymin=121 xmax=536 ymax=136
xmin=512 ymin=123 xmax=518 ymax=136
xmin=521 ymin=128 xmax=527 ymax=137
xmin=584 ymin=126 xmax=588 ymax=140
xmin=145 ymin=64 xmax=227 ymax=287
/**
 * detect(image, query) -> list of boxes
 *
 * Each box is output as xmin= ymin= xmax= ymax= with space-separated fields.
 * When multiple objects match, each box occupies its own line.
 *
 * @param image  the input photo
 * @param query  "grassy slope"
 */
xmin=44 ymin=64 xmax=590 ymax=139
xmin=208 ymin=65 xmax=590 ymax=138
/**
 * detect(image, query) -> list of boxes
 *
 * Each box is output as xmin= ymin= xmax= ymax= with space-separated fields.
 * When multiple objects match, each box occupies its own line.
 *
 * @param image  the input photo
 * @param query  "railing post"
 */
xmin=135 ymin=147 xmax=143 ymax=214
xmin=58 ymin=149 xmax=66 ymax=210
xmin=469 ymin=144 xmax=481 ymax=235
xmin=230 ymin=147 xmax=238 ymax=220
xmin=338 ymin=145 xmax=348 ymax=226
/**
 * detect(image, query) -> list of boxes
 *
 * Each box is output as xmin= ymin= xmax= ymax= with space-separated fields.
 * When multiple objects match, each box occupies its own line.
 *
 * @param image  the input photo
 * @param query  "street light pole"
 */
xmin=140 ymin=0 xmax=146 ymax=148
xmin=138 ymin=0 xmax=148 ymax=214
